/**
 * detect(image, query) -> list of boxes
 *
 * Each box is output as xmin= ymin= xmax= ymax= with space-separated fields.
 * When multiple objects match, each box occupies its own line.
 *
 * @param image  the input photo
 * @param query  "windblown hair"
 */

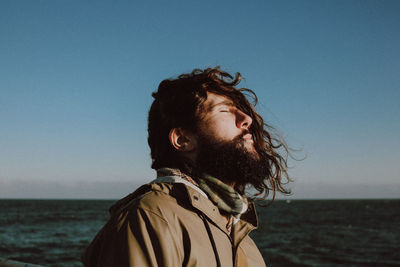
xmin=148 ymin=67 xmax=291 ymax=199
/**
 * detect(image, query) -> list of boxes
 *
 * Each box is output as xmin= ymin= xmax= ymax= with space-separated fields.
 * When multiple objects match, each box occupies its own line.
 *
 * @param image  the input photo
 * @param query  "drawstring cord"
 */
xmin=200 ymin=213 xmax=221 ymax=267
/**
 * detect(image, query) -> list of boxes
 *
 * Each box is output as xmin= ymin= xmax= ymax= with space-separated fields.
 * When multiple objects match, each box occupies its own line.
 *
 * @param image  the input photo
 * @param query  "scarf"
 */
xmin=157 ymin=168 xmax=248 ymax=218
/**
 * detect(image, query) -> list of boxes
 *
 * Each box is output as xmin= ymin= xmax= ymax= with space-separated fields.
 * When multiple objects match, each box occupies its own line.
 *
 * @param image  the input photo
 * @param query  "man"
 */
xmin=82 ymin=67 xmax=291 ymax=267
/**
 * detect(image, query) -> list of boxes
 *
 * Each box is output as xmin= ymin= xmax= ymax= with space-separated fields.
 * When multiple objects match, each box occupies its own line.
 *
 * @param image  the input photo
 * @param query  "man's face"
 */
xmin=194 ymin=92 xmax=268 ymax=186
xmin=196 ymin=92 xmax=257 ymax=156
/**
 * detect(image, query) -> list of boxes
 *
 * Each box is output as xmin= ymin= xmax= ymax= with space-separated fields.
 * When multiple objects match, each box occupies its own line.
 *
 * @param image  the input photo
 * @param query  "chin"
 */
xmin=248 ymin=149 xmax=261 ymax=161
xmin=239 ymin=142 xmax=260 ymax=160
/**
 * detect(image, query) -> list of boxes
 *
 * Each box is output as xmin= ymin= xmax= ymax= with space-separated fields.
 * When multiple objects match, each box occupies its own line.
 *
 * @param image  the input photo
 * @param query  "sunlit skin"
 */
xmin=197 ymin=92 xmax=255 ymax=153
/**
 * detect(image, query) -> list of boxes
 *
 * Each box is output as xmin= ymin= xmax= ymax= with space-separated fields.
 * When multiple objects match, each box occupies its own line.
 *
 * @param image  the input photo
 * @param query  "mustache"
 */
xmin=234 ymin=130 xmax=252 ymax=141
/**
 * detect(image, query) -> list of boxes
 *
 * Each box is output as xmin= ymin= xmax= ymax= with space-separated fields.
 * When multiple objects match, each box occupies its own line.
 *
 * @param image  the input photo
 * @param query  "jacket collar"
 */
xmin=184 ymin=182 xmax=258 ymax=239
xmin=151 ymin=175 xmax=259 ymax=241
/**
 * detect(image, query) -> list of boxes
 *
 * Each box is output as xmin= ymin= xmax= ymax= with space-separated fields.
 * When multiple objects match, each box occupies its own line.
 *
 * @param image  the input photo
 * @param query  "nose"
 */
xmin=236 ymin=109 xmax=253 ymax=129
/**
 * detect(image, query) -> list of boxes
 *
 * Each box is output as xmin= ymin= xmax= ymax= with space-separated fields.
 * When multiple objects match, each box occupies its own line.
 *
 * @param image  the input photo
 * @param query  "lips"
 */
xmin=242 ymin=133 xmax=253 ymax=141
xmin=242 ymin=133 xmax=254 ymax=143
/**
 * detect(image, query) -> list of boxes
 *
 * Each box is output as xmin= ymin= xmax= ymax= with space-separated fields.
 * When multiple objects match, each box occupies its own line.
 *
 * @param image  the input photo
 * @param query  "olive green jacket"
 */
xmin=82 ymin=176 xmax=266 ymax=267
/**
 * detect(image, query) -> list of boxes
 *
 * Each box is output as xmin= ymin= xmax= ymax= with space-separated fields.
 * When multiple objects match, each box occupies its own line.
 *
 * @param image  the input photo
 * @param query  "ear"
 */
xmin=169 ymin=128 xmax=197 ymax=152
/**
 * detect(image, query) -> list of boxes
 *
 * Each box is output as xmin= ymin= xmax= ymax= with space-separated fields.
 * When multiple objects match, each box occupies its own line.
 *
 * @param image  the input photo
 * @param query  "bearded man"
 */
xmin=82 ymin=67 xmax=291 ymax=267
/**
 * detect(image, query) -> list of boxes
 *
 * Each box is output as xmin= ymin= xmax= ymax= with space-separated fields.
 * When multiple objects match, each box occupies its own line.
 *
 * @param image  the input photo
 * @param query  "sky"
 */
xmin=0 ymin=0 xmax=399 ymax=199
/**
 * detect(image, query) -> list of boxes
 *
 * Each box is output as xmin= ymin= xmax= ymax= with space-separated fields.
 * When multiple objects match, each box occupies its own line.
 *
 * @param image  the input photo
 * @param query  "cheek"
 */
xmin=199 ymin=116 xmax=238 ymax=140
xmin=212 ymin=121 xmax=238 ymax=139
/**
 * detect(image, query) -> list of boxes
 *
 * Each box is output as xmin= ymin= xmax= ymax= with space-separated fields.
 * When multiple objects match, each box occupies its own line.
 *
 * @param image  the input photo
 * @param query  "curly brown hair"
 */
xmin=148 ymin=67 xmax=291 ymax=199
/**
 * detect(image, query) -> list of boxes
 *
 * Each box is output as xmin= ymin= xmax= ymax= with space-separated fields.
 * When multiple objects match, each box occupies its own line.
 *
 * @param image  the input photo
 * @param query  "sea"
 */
xmin=0 ymin=199 xmax=399 ymax=267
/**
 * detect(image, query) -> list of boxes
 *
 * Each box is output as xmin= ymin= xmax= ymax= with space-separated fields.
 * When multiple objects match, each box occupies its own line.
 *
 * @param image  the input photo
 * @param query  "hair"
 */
xmin=148 ymin=67 xmax=291 ymax=200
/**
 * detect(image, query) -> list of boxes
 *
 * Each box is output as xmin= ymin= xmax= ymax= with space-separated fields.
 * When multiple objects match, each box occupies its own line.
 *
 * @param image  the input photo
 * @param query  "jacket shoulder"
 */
xmin=82 ymin=183 xmax=188 ymax=266
xmin=110 ymin=182 xmax=193 ymax=223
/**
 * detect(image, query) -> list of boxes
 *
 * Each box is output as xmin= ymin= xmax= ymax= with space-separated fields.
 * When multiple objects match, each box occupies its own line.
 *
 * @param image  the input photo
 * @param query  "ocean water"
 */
xmin=0 ymin=199 xmax=399 ymax=267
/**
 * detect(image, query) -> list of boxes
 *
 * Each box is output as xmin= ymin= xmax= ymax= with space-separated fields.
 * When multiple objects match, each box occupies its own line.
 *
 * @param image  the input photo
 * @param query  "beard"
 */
xmin=194 ymin=131 xmax=270 ymax=191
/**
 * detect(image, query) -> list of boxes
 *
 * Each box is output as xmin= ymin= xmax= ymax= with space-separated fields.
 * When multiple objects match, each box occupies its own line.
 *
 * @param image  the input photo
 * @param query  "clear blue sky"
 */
xmin=1 ymin=0 xmax=399 ymax=198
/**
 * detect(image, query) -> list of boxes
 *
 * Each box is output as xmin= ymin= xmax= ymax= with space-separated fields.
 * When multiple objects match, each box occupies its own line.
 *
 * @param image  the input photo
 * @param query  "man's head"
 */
xmin=148 ymin=67 xmax=290 ymax=198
